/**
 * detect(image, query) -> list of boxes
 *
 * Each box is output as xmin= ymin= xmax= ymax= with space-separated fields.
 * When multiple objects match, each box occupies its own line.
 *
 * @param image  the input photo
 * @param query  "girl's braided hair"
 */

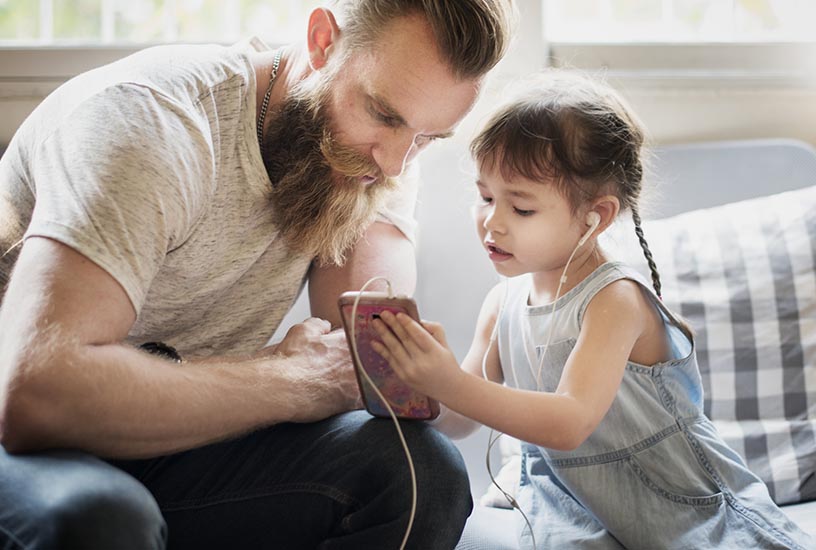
xmin=470 ymin=71 xmax=662 ymax=298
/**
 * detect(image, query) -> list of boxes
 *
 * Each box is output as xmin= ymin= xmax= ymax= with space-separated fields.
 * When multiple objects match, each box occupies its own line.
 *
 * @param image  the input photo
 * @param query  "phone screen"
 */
xmin=339 ymin=296 xmax=439 ymax=420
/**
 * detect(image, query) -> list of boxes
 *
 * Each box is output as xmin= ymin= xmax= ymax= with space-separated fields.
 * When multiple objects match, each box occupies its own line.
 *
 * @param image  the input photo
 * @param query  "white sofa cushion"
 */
xmin=610 ymin=184 xmax=816 ymax=505
xmin=481 ymin=184 xmax=816 ymax=508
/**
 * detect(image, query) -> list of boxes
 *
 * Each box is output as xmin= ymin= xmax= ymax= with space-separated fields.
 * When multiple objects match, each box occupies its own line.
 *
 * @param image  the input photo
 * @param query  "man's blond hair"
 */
xmin=331 ymin=0 xmax=515 ymax=80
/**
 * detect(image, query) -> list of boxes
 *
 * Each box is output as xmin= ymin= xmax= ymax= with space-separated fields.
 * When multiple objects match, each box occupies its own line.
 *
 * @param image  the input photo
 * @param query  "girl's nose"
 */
xmin=483 ymin=205 xmax=505 ymax=234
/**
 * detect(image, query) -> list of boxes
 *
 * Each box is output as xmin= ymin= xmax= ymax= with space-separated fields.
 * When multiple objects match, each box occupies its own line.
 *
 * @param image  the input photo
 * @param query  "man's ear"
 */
xmin=307 ymin=8 xmax=340 ymax=70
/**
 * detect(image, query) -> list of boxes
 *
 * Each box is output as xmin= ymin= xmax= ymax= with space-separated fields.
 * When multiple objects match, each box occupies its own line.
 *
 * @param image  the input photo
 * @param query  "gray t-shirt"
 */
xmin=0 ymin=38 xmax=417 ymax=357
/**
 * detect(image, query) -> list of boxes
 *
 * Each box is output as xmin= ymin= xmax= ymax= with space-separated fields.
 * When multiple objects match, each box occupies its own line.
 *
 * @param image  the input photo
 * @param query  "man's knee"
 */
xmin=39 ymin=481 xmax=165 ymax=549
xmin=400 ymin=422 xmax=469 ymax=484
xmin=1 ymin=450 xmax=166 ymax=550
xmin=362 ymin=417 xmax=473 ymax=548
xmin=407 ymin=422 xmax=471 ymax=504
xmin=358 ymin=416 xmax=472 ymax=509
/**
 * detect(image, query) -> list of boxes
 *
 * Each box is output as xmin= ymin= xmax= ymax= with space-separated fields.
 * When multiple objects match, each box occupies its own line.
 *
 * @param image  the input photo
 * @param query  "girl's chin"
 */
xmin=492 ymin=262 xmax=525 ymax=278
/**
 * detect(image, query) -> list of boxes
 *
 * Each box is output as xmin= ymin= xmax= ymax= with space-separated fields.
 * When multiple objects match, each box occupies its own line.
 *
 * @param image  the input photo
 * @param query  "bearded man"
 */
xmin=0 ymin=1 xmax=513 ymax=548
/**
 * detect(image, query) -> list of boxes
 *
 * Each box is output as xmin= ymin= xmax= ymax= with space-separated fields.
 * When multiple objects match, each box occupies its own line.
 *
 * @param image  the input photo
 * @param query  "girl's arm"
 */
xmin=419 ymin=284 xmax=505 ymax=439
xmin=374 ymin=279 xmax=651 ymax=451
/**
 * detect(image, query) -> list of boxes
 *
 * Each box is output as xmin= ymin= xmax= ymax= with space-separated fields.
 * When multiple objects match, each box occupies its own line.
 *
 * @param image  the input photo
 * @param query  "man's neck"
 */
xmin=251 ymin=46 xmax=311 ymax=137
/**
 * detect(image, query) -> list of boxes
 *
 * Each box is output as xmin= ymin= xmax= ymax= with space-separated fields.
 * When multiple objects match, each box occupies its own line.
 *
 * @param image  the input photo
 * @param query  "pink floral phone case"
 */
xmin=338 ymin=292 xmax=440 ymax=420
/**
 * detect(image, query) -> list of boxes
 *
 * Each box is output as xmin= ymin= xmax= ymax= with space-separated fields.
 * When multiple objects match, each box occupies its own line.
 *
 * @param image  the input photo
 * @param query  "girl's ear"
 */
xmin=306 ymin=8 xmax=340 ymax=71
xmin=589 ymin=195 xmax=620 ymax=234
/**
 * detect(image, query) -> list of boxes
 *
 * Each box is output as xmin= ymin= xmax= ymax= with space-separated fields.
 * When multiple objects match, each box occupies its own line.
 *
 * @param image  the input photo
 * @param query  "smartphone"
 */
xmin=338 ymin=291 xmax=440 ymax=420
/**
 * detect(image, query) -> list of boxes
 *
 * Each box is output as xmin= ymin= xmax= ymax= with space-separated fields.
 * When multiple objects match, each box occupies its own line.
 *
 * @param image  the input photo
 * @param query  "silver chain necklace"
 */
xmin=256 ymin=49 xmax=282 ymax=148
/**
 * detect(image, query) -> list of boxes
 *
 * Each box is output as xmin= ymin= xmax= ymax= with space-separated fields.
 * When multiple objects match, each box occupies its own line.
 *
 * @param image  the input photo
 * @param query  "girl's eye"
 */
xmin=479 ymin=195 xmax=492 ymax=204
xmin=514 ymin=207 xmax=535 ymax=216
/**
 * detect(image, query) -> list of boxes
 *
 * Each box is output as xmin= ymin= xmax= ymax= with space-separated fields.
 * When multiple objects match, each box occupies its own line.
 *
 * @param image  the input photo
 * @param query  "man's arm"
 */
xmin=308 ymin=221 xmax=417 ymax=328
xmin=0 ymin=237 xmax=360 ymax=458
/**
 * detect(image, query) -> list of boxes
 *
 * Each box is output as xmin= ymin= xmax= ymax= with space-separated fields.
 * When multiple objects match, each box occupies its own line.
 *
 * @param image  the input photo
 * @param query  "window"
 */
xmin=0 ymin=0 xmax=813 ymax=93
xmin=0 ymin=0 xmax=320 ymax=44
xmin=3 ymin=0 xmax=812 ymax=45
xmin=545 ymin=0 xmax=814 ymax=42
xmin=534 ymin=0 xmax=816 ymax=88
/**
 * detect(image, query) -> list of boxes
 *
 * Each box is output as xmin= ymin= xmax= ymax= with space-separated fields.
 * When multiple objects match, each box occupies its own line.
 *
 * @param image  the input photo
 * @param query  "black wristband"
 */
xmin=138 ymin=341 xmax=182 ymax=363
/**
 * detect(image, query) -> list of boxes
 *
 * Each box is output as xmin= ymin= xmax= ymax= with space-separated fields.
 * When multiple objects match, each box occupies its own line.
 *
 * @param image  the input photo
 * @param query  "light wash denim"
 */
xmin=0 ymin=410 xmax=472 ymax=549
xmin=496 ymin=262 xmax=815 ymax=549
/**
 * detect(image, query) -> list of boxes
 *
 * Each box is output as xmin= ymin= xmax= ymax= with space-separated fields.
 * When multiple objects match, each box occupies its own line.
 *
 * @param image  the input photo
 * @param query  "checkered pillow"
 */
xmin=612 ymin=185 xmax=816 ymax=505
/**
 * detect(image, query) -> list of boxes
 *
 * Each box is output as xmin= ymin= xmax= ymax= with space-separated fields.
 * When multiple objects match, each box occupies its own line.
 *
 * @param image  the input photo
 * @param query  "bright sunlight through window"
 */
xmin=0 ymin=0 xmax=812 ymax=45
xmin=545 ymin=0 xmax=815 ymax=42
xmin=0 ymin=0 xmax=320 ymax=44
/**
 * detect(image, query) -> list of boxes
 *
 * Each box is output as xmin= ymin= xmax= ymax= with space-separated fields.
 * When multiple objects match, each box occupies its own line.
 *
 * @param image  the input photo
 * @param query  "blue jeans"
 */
xmin=0 ymin=411 xmax=472 ymax=549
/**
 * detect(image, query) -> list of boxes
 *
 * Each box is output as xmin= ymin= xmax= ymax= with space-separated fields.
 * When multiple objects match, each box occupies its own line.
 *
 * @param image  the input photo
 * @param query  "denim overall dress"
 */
xmin=496 ymin=262 xmax=814 ymax=549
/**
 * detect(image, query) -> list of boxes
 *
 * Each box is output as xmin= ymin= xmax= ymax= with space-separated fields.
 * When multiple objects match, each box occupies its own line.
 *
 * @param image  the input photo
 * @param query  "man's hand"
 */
xmin=0 ymin=238 xmax=363 ymax=457
xmin=263 ymin=318 xmax=361 ymax=422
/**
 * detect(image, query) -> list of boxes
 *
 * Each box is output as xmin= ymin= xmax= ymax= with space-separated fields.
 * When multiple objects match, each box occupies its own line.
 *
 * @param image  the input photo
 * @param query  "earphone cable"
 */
xmin=348 ymin=277 xmax=416 ymax=550
xmin=533 ymin=237 xmax=584 ymax=388
xmin=483 ymin=219 xmax=598 ymax=549
xmin=1 ymin=238 xmax=23 ymax=259
xmin=481 ymin=279 xmax=538 ymax=549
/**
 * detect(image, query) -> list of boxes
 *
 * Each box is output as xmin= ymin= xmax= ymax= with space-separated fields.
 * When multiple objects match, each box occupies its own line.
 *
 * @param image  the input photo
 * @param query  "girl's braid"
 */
xmin=631 ymin=206 xmax=662 ymax=299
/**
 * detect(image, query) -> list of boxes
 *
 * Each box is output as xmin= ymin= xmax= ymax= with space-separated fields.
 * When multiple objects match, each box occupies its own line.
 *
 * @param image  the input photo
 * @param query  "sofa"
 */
xmin=418 ymin=138 xmax=816 ymax=548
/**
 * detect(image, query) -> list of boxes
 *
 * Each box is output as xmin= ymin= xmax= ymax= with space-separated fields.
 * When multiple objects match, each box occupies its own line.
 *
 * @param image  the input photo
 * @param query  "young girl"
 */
xmin=370 ymin=72 xmax=815 ymax=549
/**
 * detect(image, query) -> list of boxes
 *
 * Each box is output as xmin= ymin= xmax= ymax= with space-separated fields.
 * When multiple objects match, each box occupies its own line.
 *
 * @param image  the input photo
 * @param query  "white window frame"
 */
xmin=548 ymin=42 xmax=816 ymax=90
xmin=1 ymin=0 xmax=815 ymax=102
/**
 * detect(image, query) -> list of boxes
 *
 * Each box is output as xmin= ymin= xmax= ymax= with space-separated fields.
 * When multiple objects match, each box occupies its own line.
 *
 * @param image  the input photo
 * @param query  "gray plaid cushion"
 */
xmin=611 ymin=185 xmax=816 ymax=505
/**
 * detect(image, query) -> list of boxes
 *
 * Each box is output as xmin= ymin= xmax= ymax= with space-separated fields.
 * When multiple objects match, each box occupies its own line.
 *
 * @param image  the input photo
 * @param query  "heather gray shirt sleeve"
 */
xmin=9 ymin=39 xmax=419 ymax=355
xmin=25 ymin=83 xmax=215 ymax=313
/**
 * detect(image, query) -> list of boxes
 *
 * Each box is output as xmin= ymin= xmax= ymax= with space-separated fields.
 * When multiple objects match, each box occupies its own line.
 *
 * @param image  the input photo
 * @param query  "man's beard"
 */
xmin=260 ymin=79 xmax=397 ymax=267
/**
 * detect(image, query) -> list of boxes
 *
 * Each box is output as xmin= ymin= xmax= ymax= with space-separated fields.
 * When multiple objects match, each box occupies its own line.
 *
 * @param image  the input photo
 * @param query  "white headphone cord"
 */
xmin=484 ymin=217 xmax=598 ymax=550
xmin=1 ymin=238 xmax=23 ymax=259
xmin=483 ymin=380 xmax=538 ymax=550
xmin=348 ymin=277 xmax=416 ymax=550
xmin=487 ymin=254 xmax=573 ymax=550
xmin=532 ymin=236 xmax=584 ymax=388
xmin=481 ymin=279 xmax=538 ymax=550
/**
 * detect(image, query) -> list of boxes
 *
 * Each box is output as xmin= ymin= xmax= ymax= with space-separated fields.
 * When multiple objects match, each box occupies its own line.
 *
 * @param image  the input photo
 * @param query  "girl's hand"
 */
xmin=370 ymin=311 xmax=462 ymax=400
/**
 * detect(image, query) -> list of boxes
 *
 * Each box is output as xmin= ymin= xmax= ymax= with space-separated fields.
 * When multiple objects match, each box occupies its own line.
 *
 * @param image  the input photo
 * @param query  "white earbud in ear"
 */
xmin=587 ymin=211 xmax=601 ymax=231
xmin=578 ymin=212 xmax=601 ymax=246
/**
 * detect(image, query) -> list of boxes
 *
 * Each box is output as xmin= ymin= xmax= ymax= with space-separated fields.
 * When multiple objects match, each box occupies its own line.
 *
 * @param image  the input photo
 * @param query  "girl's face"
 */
xmin=473 ymin=160 xmax=587 ymax=279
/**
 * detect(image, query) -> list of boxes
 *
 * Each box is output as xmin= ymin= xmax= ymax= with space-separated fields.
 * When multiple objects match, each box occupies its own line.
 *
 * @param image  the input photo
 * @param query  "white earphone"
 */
xmin=483 ymin=209 xmax=603 ymax=550
xmin=578 ymin=211 xmax=602 ymax=247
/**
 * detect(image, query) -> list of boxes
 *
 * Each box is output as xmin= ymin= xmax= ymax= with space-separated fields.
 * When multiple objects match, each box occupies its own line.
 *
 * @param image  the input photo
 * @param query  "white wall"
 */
xmin=631 ymin=88 xmax=816 ymax=146
xmin=1 ymin=100 xmax=41 ymax=146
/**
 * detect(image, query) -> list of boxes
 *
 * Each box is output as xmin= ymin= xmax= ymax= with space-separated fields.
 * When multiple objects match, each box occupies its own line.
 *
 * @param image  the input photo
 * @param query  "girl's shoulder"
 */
xmin=588 ymin=277 xmax=652 ymax=319
xmin=581 ymin=267 xmax=677 ymax=365
xmin=577 ymin=262 xmax=660 ymax=328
